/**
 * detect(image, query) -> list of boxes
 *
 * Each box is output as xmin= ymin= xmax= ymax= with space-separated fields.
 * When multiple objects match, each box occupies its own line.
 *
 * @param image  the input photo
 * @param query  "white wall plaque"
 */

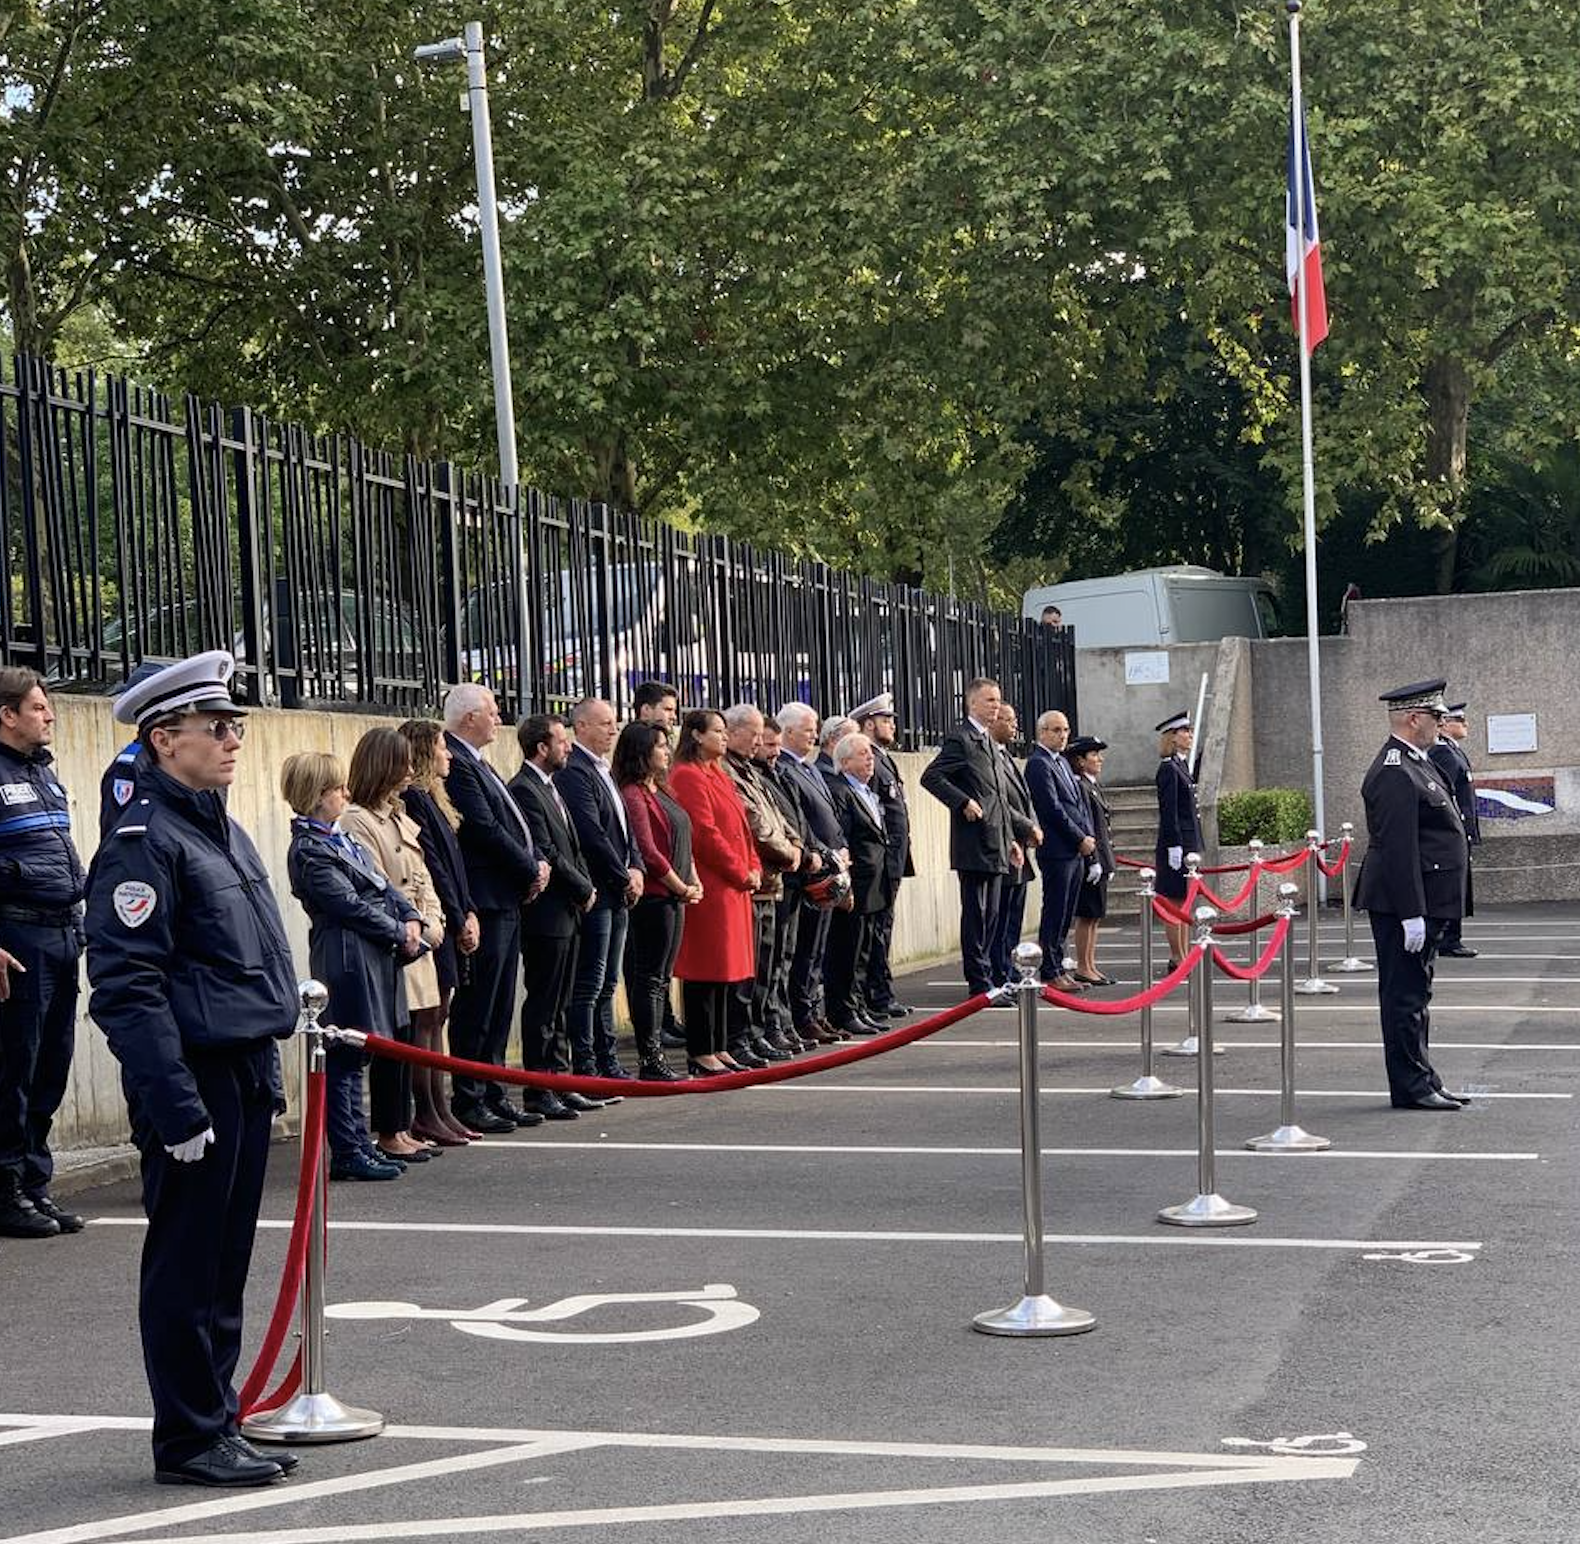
xmin=1124 ymin=651 xmax=1170 ymax=686
xmin=1485 ymin=712 xmax=1537 ymax=755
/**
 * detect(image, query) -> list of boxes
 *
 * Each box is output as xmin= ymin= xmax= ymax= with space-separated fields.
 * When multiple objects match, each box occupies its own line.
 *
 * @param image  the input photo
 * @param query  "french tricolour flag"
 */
xmin=1286 ymin=107 xmax=1329 ymax=351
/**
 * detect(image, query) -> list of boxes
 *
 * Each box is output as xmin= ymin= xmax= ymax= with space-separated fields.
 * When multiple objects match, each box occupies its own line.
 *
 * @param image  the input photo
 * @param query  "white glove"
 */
xmin=1401 ymin=917 xmax=1426 ymax=954
xmin=165 ymin=1127 xmax=215 ymax=1163
xmin=1167 ymin=846 xmax=1183 ymax=870
xmin=1086 ymin=863 xmax=1103 ymax=884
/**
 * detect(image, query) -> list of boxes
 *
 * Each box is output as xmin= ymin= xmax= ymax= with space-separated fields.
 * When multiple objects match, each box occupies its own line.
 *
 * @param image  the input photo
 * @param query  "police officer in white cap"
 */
xmin=849 ymin=691 xmax=914 ymax=1016
xmin=1353 ymin=679 xmax=1470 ymax=1111
xmin=84 ymin=651 xmax=301 ymax=1486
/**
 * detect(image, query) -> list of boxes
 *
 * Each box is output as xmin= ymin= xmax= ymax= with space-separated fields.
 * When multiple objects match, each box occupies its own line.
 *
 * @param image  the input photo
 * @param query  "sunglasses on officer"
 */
xmin=148 ymin=713 xmax=247 ymax=742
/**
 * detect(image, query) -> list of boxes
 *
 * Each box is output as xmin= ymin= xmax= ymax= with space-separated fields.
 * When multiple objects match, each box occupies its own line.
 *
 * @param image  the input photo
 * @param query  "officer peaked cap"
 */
xmin=114 ymin=649 xmax=246 ymax=730
xmin=1068 ymin=735 xmax=1107 ymax=756
xmin=1444 ymin=702 xmax=1468 ymax=719
xmin=1378 ymin=679 xmax=1447 ymax=713
xmin=1154 ymin=710 xmax=1191 ymax=733
xmin=848 ymin=691 xmax=895 ymax=721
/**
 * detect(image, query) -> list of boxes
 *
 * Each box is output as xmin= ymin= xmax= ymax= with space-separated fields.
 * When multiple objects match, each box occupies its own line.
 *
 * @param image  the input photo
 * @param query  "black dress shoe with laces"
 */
xmin=489 ymin=1101 xmax=545 ymax=1128
xmin=155 ymin=1438 xmax=284 ymax=1487
xmin=1439 ymin=944 xmax=1478 ymax=958
xmin=28 ymin=1194 xmax=84 ymax=1233
xmin=1393 ymin=1091 xmax=1460 ymax=1111
xmin=454 ymin=1104 xmax=515 ymax=1134
xmin=526 ymin=1092 xmax=579 ymax=1120
xmin=227 ymin=1434 xmax=299 ymax=1473
xmin=561 ymin=1091 xmax=607 ymax=1112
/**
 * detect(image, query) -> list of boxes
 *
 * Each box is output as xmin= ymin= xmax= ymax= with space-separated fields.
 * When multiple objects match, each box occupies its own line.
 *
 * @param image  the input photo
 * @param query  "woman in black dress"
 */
xmin=1067 ymin=736 xmax=1117 ymax=986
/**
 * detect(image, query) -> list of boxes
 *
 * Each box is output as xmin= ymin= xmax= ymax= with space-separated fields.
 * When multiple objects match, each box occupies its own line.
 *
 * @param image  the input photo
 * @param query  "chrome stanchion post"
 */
xmin=1112 ymin=869 xmax=1184 ymax=1099
xmin=1327 ymin=821 xmax=1373 ymax=972
xmin=1159 ymin=909 xmax=1258 ymax=1227
xmin=1162 ymin=852 xmax=1222 ymax=1058
xmin=244 ymin=982 xmax=385 ymax=1445
xmin=974 ymin=943 xmax=1096 ymax=1337
xmin=1223 ymin=839 xmax=1279 ymax=1023
xmin=1248 ymin=885 xmax=1331 ymax=1152
xmin=1295 ymin=829 xmax=1338 ymax=995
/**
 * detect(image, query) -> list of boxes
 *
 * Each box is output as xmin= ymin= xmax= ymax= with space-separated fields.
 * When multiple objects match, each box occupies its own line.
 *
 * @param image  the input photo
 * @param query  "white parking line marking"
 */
xmin=918 ymin=1039 xmax=1578 ymax=1052
xmin=736 ymin=1084 xmax=1571 ymax=1100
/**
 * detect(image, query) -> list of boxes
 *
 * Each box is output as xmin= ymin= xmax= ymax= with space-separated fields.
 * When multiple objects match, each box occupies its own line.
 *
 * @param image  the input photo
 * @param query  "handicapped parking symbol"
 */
xmin=326 ymin=1283 xmax=760 ymax=1344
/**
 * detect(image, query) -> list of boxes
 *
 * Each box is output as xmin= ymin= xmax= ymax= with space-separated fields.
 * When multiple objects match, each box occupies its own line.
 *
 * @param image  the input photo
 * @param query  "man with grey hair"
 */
xmin=442 ymin=683 xmax=549 ymax=1132
xmin=822 ymin=731 xmax=894 ymax=1034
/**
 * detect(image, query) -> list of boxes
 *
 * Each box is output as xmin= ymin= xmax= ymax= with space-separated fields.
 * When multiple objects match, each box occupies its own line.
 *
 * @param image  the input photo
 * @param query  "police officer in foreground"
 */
xmin=85 ymin=651 xmax=301 ymax=1487
xmin=1353 ymin=679 xmax=1471 ymax=1111
xmin=1430 ymin=701 xmax=1481 ymax=957
xmin=0 ymin=666 xmax=87 ymax=1239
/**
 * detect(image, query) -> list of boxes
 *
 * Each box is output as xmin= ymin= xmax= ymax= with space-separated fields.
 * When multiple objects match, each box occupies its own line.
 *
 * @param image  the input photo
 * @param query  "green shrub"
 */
xmin=1218 ymin=788 xmax=1315 ymax=846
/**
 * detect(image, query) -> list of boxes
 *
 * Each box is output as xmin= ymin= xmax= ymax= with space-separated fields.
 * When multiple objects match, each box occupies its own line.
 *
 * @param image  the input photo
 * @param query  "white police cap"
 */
xmin=113 ymin=649 xmax=246 ymax=730
xmin=848 ymin=691 xmax=895 ymax=721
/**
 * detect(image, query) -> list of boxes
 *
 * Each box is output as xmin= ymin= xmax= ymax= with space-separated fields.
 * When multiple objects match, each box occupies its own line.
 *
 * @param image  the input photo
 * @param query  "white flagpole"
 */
xmin=1288 ymin=0 xmax=1327 ymax=894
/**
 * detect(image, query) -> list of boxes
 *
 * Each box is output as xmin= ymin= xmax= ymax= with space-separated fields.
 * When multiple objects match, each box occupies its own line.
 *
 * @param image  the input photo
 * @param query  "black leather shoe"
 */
xmin=729 ymin=1046 xmax=769 ymax=1069
xmin=526 ymin=1092 xmax=579 ymax=1120
xmin=1394 ymin=1091 xmax=1461 ymax=1111
xmin=660 ymin=1029 xmax=688 ymax=1049
xmin=750 ymin=1036 xmax=791 ymax=1063
xmin=490 ymin=1102 xmax=545 ymax=1128
xmin=762 ymin=1031 xmax=800 ymax=1057
xmin=1436 ymin=1087 xmax=1473 ymax=1105
xmin=884 ymin=1003 xmax=913 ymax=1018
xmin=597 ymin=1062 xmax=635 ymax=1081
xmin=639 ymin=1061 xmax=688 ymax=1081
xmin=454 ymin=1104 xmax=515 ymax=1134
xmin=0 ymin=1192 xmax=61 ymax=1238
xmin=329 ymin=1152 xmax=403 ymax=1181
xmin=688 ymin=1059 xmax=728 ymax=1078
xmin=156 ymin=1438 xmax=284 ymax=1487
xmin=561 ymin=1091 xmax=607 ymax=1112
xmin=1439 ymin=944 xmax=1478 ymax=958
xmin=837 ymin=1020 xmax=879 ymax=1036
xmin=27 ymin=1195 xmax=84 ymax=1233
xmin=227 ymin=1434 xmax=299 ymax=1473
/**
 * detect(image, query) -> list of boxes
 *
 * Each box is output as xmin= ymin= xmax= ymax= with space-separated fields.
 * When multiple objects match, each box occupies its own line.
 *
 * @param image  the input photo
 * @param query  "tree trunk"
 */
xmin=6 ymin=237 xmax=43 ymax=356
xmin=1422 ymin=352 xmax=1470 ymax=593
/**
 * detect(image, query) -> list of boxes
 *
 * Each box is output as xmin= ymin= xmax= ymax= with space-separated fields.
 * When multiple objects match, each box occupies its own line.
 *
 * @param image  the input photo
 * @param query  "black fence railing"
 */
xmin=0 ymin=354 xmax=1076 ymax=746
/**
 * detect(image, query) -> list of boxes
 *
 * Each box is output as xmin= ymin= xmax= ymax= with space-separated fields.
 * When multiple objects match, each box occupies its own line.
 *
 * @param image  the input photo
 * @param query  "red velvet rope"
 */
xmin=1187 ymin=867 xmax=1261 ymax=914
xmin=1151 ymin=893 xmax=1192 ymax=928
xmin=358 ymin=992 xmax=995 ymax=1096
xmin=1040 ymin=944 xmax=1205 ymax=1014
xmin=1208 ymin=909 xmax=1281 ymax=937
xmin=1210 ymin=916 xmax=1292 ymax=981
xmin=1261 ymin=847 xmax=1312 ymax=875
xmin=239 ymin=1065 xmax=326 ymax=1417
xmin=1315 ymin=838 xmax=1351 ymax=879
xmin=1116 ymin=844 xmax=1315 ymax=876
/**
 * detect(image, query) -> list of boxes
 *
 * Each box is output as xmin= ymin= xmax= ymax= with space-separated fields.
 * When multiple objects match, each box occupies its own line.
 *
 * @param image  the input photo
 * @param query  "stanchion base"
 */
xmin=242 ymin=1392 xmax=385 ymax=1444
xmin=972 ymin=1294 xmax=1097 ymax=1337
xmin=1158 ymin=1036 xmax=1225 ymax=1057
xmin=1110 ymin=1074 xmax=1187 ymax=1100
xmin=1221 ymin=1003 xmax=1280 ymax=1023
xmin=1326 ymin=957 xmax=1373 ymax=973
xmin=1157 ymin=1193 xmax=1258 ymax=1227
xmin=1295 ymin=978 xmax=1340 ymax=996
xmin=1246 ymin=1124 xmax=1331 ymax=1153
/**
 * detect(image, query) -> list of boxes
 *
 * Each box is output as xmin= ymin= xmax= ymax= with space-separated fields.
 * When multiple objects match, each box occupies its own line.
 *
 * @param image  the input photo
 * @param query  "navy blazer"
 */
xmin=1026 ymin=744 xmax=1093 ymax=861
xmin=442 ymin=732 xmax=541 ymax=911
xmin=1429 ymin=738 xmax=1480 ymax=844
xmin=1154 ymin=755 xmax=1203 ymax=855
xmin=921 ymin=720 xmax=1029 ymax=874
xmin=555 ymin=743 xmax=640 ymax=905
xmin=509 ymin=766 xmax=596 ymax=936
xmin=870 ymin=744 xmax=915 ymax=882
xmin=777 ymin=749 xmax=843 ymax=859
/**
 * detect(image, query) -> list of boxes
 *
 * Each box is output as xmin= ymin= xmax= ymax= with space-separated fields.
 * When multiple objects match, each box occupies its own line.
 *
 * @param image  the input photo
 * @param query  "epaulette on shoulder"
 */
xmin=114 ymin=798 xmax=155 ymax=837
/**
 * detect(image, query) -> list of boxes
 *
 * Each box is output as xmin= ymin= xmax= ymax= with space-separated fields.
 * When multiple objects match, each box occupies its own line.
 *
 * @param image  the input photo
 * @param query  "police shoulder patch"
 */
xmin=1384 ymin=748 xmax=1402 ymax=767
xmin=112 ymin=778 xmax=135 ymax=807
xmin=112 ymin=881 xmax=157 ymax=928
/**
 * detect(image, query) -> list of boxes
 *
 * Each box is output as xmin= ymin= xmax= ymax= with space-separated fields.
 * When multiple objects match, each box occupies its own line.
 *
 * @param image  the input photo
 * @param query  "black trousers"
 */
xmin=1369 ymin=911 xmax=1450 ymax=1103
xmin=1441 ymin=858 xmax=1475 ymax=946
xmin=624 ymin=900 xmax=683 ymax=1064
xmin=825 ymin=908 xmax=876 ymax=1028
xmin=131 ymin=1044 xmax=275 ymax=1470
xmin=789 ymin=900 xmax=832 ymax=1029
xmin=863 ymin=897 xmax=898 ymax=1010
xmin=1035 ymin=852 xmax=1082 ymax=976
xmin=752 ymin=897 xmax=790 ymax=1035
xmin=990 ymin=879 xmax=1031 ymax=985
xmin=682 ymin=979 xmax=732 ymax=1058
xmin=0 ymin=920 xmax=80 ymax=1197
xmin=768 ymin=891 xmax=803 ymax=1035
xmin=728 ymin=901 xmax=777 ymax=1048
xmin=958 ymin=871 xmax=1004 ymax=996
xmin=521 ymin=930 xmax=579 ymax=1073
xmin=447 ymin=907 xmax=520 ymax=1112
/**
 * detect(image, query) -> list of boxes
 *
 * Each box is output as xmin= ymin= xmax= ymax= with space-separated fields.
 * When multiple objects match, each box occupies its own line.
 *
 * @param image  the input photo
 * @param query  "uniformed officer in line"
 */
xmin=98 ymin=660 xmax=171 ymax=838
xmin=1353 ymin=679 xmax=1471 ymax=1111
xmin=1430 ymin=701 xmax=1481 ymax=958
xmin=848 ymin=691 xmax=915 ymax=1018
xmin=85 ymin=651 xmax=301 ymax=1487
xmin=0 ymin=666 xmax=87 ymax=1239
xmin=1152 ymin=709 xmax=1202 ymax=970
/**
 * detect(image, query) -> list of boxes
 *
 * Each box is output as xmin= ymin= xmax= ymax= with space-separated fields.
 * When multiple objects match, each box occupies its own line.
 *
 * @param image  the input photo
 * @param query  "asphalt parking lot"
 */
xmin=1 ymin=902 xmax=1575 ymax=1543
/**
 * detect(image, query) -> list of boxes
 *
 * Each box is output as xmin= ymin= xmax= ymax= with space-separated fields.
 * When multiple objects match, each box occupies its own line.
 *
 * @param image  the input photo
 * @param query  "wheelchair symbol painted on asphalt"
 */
xmin=1222 ymin=1432 xmax=1368 ymax=1456
xmin=326 ymin=1283 xmax=760 ymax=1343
xmin=1360 ymin=1247 xmax=1478 ymax=1264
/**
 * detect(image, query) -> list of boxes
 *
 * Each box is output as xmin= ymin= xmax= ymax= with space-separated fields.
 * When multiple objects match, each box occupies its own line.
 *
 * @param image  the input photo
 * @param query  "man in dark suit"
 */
xmin=851 ymin=691 xmax=915 ymax=1018
xmin=822 ymin=734 xmax=896 ymax=1033
xmin=510 ymin=714 xmax=603 ymax=1120
xmin=1025 ymin=708 xmax=1093 ymax=990
xmin=777 ymin=702 xmax=848 ymax=1038
xmin=442 ymin=683 xmax=548 ymax=1133
xmin=988 ymin=704 xmax=1042 ymax=987
xmin=920 ymin=678 xmax=1031 ymax=999
xmin=1354 ymin=679 xmax=1471 ymax=1111
xmin=1430 ymin=701 xmax=1481 ymax=957
xmin=556 ymin=697 xmax=643 ymax=1080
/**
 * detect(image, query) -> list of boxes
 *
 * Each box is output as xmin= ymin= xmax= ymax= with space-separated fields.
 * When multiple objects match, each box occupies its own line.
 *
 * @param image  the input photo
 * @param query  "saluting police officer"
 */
xmin=0 ymin=666 xmax=87 ymax=1239
xmin=85 ymin=651 xmax=301 ymax=1487
xmin=1353 ymin=679 xmax=1471 ymax=1111
xmin=1430 ymin=701 xmax=1481 ymax=957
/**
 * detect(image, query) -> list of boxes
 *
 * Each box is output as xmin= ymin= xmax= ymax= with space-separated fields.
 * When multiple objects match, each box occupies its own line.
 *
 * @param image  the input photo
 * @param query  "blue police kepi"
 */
xmin=83 ymin=650 xmax=302 ymax=1489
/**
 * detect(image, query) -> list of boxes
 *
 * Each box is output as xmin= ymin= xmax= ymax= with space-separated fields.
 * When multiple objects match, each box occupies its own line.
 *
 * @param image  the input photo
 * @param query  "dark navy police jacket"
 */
xmin=84 ymin=763 xmax=298 ymax=1146
xmin=0 ymin=740 xmax=86 ymax=911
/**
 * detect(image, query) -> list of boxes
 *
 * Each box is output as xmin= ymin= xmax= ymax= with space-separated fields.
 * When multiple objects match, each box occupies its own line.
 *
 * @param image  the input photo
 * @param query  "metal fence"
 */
xmin=1 ymin=353 xmax=1076 ymax=746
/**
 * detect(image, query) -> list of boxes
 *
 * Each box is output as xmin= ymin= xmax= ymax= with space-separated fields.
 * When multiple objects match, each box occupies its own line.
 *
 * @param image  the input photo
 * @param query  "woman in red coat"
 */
xmin=667 ymin=709 xmax=760 ymax=1075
